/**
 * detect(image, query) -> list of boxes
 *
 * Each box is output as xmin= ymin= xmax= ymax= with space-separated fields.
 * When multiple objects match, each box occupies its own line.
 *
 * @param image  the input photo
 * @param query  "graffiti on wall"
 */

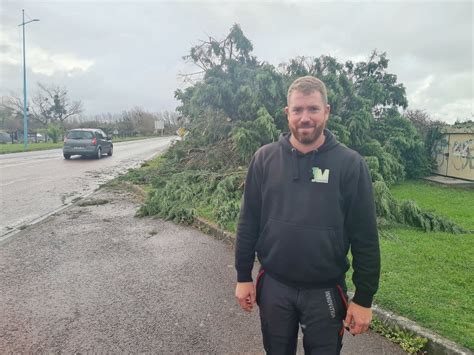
xmin=432 ymin=133 xmax=474 ymax=181
xmin=451 ymin=138 xmax=473 ymax=171
xmin=432 ymin=135 xmax=449 ymax=173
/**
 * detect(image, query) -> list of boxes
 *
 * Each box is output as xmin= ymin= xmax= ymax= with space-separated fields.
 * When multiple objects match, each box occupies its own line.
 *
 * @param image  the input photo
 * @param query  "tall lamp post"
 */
xmin=18 ymin=9 xmax=39 ymax=150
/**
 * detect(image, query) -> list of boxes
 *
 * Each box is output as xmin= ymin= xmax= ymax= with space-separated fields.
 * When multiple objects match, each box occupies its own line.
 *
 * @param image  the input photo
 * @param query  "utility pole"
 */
xmin=18 ymin=9 xmax=39 ymax=150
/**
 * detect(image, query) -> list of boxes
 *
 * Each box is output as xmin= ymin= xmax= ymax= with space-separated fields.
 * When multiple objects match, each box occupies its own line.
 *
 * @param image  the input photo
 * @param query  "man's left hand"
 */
xmin=344 ymin=302 xmax=372 ymax=335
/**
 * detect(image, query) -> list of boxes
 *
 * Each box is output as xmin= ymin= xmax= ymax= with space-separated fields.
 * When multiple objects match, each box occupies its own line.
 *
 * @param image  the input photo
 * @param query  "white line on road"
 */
xmin=0 ymin=158 xmax=60 ymax=169
xmin=0 ymin=178 xmax=30 ymax=187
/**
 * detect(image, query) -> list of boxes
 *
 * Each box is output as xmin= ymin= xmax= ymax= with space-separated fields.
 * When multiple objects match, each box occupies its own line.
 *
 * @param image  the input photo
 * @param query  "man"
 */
xmin=235 ymin=76 xmax=380 ymax=354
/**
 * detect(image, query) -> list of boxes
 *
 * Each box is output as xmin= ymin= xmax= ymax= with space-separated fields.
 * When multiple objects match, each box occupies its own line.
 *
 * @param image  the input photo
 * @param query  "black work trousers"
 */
xmin=256 ymin=271 xmax=348 ymax=355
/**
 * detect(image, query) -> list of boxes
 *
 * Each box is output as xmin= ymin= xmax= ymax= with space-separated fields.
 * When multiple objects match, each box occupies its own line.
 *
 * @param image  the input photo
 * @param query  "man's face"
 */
xmin=285 ymin=90 xmax=330 ymax=146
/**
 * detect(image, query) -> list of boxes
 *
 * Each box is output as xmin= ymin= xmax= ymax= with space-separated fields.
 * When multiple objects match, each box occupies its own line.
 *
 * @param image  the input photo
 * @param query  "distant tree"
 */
xmin=156 ymin=111 xmax=180 ymax=134
xmin=118 ymin=108 xmax=157 ymax=136
xmin=117 ymin=110 xmax=136 ymax=136
xmin=1 ymin=96 xmax=25 ymax=128
xmin=404 ymin=109 xmax=445 ymax=141
xmin=47 ymin=123 xmax=62 ymax=143
xmin=1 ymin=84 xmax=83 ymax=141
xmin=131 ymin=107 xmax=154 ymax=135
xmin=0 ymin=99 xmax=22 ymax=133
xmin=31 ymin=83 xmax=83 ymax=127
xmin=453 ymin=117 xmax=474 ymax=128
xmin=371 ymin=108 xmax=432 ymax=179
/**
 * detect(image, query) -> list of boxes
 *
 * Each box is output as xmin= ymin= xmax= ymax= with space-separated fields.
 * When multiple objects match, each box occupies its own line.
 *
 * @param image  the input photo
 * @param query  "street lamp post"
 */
xmin=18 ymin=9 xmax=39 ymax=150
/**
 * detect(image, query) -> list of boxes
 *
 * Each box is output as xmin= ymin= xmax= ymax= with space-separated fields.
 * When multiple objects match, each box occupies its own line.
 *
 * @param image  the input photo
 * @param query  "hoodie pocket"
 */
xmin=256 ymin=218 xmax=345 ymax=284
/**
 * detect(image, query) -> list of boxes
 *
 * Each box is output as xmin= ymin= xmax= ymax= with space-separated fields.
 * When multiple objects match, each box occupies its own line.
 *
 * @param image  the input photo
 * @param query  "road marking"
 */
xmin=0 ymin=178 xmax=29 ymax=187
xmin=0 ymin=158 xmax=60 ymax=168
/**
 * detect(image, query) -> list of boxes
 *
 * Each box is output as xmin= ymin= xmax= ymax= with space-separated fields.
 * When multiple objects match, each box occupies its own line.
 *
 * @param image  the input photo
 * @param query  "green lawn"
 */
xmin=373 ymin=180 xmax=474 ymax=349
xmin=377 ymin=228 xmax=473 ymax=349
xmin=0 ymin=142 xmax=62 ymax=154
xmin=390 ymin=180 xmax=474 ymax=231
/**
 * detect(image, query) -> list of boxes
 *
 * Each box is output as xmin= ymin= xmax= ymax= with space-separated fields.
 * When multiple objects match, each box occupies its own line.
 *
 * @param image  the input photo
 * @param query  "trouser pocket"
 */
xmin=255 ymin=268 xmax=265 ymax=306
xmin=336 ymin=284 xmax=349 ymax=336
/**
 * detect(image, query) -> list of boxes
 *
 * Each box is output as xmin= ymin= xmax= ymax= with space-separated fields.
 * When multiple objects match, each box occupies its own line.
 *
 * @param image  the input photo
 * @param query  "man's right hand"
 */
xmin=235 ymin=282 xmax=256 ymax=312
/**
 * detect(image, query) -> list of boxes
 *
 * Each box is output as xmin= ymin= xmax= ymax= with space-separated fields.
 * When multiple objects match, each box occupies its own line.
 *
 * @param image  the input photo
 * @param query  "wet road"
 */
xmin=0 ymin=137 xmax=174 ymax=239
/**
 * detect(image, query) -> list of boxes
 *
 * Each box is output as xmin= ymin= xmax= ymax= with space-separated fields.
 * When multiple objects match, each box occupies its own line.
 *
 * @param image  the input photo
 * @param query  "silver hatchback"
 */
xmin=63 ymin=128 xmax=113 ymax=159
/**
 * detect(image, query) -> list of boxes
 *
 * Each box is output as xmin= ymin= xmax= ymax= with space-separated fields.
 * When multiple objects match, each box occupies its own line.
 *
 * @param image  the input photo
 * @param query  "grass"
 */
xmin=196 ymin=204 xmax=238 ymax=233
xmin=376 ymin=228 xmax=474 ymax=350
xmin=371 ymin=180 xmax=474 ymax=350
xmin=390 ymin=180 xmax=474 ymax=231
xmin=0 ymin=135 xmax=168 ymax=154
xmin=0 ymin=142 xmax=62 ymax=153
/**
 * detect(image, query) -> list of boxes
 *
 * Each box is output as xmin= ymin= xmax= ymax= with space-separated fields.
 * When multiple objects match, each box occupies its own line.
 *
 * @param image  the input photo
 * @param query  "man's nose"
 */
xmin=300 ymin=110 xmax=311 ymax=122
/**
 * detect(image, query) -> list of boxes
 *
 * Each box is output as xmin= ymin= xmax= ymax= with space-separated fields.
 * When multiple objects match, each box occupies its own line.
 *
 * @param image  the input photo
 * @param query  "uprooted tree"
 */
xmin=132 ymin=24 xmax=464 ymax=234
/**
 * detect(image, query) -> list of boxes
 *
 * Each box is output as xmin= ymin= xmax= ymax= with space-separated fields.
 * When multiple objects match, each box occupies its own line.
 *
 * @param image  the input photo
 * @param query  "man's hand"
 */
xmin=344 ymin=302 xmax=372 ymax=335
xmin=235 ymin=282 xmax=256 ymax=312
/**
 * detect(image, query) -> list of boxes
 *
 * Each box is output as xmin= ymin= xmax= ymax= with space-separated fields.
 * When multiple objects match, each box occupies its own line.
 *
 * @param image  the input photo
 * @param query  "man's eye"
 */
xmin=293 ymin=108 xmax=302 ymax=113
xmin=309 ymin=107 xmax=319 ymax=113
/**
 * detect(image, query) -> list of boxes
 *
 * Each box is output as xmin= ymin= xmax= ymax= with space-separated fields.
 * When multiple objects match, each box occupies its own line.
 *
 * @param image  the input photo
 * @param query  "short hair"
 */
xmin=287 ymin=76 xmax=328 ymax=106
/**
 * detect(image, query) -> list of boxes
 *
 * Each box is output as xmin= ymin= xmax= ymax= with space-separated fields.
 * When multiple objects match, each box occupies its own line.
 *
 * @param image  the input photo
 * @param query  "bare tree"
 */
xmin=1 ymin=83 xmax=83 ymax=131
xmin=0 ymin=97 xmax=22 ymax=133
xmin=1 ymin=95 xmax=24 ymax=119
xmin=157 ymin=110 xmax=179 ymax=126
xmin=31 ymin=83 xmax=83 ymax=127
xmin=404 ymin=109 xmax=443 ymax=140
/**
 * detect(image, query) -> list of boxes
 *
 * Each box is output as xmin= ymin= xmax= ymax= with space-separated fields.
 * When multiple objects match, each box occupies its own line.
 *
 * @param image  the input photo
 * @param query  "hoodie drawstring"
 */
xmin=291 ymin=148 xmax=299 ymax=181
xmin=310 ymin=149 xmax=318 ymax=180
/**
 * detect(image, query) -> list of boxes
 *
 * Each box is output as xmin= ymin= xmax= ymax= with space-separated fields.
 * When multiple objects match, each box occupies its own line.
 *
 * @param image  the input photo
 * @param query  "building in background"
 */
xmin=432 ymin=127 xmax=474 ymax=181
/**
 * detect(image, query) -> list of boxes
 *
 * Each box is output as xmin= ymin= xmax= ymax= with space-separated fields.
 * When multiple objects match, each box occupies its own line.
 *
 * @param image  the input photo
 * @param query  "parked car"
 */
xmin=63 ymin=128 xmax=113 ymax=159
xmin=0 ymin=131 xmax=12 ymax=144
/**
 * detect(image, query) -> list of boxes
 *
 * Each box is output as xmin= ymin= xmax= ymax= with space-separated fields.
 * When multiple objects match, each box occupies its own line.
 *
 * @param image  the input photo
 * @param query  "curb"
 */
xmin=193 ymin=216 xmax=473 ymax=355
xmin=372 ymin=305 xmax=472 ymax=355
xmin=0 ymin=189 xmax=98 ymax=246
xmin=194 ymin=217 xmax=236 ymax=246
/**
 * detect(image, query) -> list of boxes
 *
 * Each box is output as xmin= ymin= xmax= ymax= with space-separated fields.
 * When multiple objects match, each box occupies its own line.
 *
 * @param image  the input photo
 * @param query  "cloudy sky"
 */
xmin=0 ymin=0 xmax=472 ymax=123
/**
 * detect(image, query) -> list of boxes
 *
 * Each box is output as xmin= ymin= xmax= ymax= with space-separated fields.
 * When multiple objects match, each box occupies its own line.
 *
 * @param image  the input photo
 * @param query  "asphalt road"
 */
xmin=0 ymin=136 xmax=174 ymax=239
xmin=0 ymin=186 xmax=407 ymax=354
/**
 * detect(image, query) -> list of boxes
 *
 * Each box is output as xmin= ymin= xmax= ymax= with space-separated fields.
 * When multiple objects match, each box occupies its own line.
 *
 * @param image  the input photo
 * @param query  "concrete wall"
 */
xmin=433 ymin=133 xmax=474 ymax=181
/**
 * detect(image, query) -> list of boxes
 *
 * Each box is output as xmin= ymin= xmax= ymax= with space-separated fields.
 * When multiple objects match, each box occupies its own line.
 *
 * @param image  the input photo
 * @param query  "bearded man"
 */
xmin=234 ymin=76 xmax=381 ymax=354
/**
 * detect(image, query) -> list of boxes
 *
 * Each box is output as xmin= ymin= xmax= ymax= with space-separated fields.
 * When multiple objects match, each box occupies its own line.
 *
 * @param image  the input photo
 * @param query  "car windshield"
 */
xmin=67 ymin=131 xmax=94 ymax=139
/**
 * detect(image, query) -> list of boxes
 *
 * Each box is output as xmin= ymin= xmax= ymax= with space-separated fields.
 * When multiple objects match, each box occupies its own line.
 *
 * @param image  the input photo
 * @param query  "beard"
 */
xmin=290 ymin=122 xmax=325 ymax=145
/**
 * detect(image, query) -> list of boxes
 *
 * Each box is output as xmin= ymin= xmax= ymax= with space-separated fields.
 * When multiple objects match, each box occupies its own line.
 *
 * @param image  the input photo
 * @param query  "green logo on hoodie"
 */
xmin=311 ymin=167 xmax=329 ymax=183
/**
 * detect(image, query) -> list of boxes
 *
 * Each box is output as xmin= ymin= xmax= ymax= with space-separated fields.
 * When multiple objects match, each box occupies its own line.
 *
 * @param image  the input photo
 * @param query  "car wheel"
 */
xmin=96 ymin=147 xmax=102 ymax=159
xmin=107 ymin=145 xmax=113 ymax=156
xmin=64 ymin=154 xmax=71 ymax=160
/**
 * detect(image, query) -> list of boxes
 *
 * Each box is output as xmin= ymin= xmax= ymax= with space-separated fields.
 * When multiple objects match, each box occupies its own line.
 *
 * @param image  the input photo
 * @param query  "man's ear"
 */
xmin=325 ymin=104 xmax=331 ymax=119
xmin=284 ymin=106 xmax=289 ymax=115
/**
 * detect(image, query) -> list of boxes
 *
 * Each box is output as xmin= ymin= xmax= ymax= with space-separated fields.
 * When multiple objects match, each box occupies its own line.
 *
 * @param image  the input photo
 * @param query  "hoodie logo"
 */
xmin=311 ymin=167 xmax=329 ymax=183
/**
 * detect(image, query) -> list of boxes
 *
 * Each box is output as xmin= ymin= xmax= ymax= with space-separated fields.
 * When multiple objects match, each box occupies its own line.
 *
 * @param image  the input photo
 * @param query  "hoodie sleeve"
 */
xmin=235 ymin=153 xmax=263 ymax=282
xmin=344 ymin=157 xmax=380 ymax=308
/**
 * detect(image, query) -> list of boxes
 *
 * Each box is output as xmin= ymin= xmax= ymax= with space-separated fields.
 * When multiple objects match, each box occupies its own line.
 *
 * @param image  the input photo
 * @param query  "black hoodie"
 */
xmin=235 ymin=129 xmax=380 ymax=307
